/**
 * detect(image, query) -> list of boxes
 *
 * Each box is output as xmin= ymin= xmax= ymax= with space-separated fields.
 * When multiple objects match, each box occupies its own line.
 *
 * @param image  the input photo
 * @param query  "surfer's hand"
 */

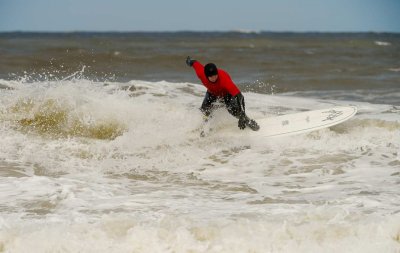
xmin=186 ymin=56 xmax=195 ymax=67
xmin=238 ymin=116 xmax=247 ymax=130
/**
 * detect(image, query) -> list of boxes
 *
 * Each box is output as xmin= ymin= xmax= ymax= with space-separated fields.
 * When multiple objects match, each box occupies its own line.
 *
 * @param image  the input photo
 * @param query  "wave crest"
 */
xmin=10 ymin=98 xmax=126 ymax=140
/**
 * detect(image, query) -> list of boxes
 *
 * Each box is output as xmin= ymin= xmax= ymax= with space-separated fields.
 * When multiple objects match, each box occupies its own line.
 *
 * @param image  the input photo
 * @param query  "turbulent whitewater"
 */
xmin=0 ymin=78 xmax=399 ymax=252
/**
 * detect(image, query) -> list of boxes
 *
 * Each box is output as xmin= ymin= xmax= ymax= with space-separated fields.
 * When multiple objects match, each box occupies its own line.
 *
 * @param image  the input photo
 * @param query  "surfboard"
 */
xmin=253 ymin=106 xmax=357 ymax=137
xmin=219 ymin=106 xmax=357 ymax=138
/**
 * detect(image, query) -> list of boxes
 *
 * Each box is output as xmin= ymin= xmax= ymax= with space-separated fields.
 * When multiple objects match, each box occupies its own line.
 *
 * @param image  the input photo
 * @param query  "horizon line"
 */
xmin=1 ymin=29 xmax=399 ymax=35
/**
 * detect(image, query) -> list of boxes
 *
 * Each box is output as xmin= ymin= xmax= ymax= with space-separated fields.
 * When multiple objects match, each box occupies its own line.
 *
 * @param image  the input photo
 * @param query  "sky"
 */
xmin=0 ymin=0 xmax=399 ymax=32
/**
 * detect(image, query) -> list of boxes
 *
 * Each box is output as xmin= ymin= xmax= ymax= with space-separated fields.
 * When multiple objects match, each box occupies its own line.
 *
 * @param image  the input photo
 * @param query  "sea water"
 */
xmin=0 ymin=78 xmax=399 ymax=252
xmin=0 ymin=32 xmax=399 ymax=252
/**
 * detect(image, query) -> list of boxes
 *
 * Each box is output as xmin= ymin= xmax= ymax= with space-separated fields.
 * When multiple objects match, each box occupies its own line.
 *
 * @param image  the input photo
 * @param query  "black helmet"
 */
xmin=204 ymin=63 xmax=218 ymax=77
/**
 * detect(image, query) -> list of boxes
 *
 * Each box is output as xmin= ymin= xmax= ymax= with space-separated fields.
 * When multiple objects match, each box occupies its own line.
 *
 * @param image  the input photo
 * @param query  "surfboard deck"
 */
xmin=219 ymin=106 xmax=357 ymax=138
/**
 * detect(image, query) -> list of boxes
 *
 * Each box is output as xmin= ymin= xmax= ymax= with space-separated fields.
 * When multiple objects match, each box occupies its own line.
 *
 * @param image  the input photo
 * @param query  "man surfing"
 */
xmin=186 ymin=56 xmax=259 ymax=132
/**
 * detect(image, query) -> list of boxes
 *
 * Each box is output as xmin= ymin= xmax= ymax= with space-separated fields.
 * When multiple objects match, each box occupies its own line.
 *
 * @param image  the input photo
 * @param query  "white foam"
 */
xmin=0 ymin=79 xmax=399 ymax=252
xmin=1 ymin=213 xmax=399 ymax=253
xmin=374 ymin=41 xmax=391 ymax=46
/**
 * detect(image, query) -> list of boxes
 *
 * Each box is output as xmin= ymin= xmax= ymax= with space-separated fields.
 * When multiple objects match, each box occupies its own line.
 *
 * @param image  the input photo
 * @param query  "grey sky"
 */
xmin=0 ymin=0 xmax=399 ymax=32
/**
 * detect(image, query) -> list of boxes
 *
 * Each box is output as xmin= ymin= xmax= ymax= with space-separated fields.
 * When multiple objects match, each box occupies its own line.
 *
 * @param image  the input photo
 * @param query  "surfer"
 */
xmin=186 ymin=56 xmax=259 ymax=131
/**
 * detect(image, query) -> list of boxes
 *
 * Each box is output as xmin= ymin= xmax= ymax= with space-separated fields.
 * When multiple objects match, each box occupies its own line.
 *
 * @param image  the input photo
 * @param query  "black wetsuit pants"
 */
xmin=200 ymin=91 xmax=245 ymax=119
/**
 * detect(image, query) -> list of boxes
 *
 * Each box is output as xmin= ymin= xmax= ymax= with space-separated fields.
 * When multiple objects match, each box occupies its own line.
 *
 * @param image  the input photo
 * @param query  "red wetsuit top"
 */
xmin=192 ymin=61 xmax=240 ymax=97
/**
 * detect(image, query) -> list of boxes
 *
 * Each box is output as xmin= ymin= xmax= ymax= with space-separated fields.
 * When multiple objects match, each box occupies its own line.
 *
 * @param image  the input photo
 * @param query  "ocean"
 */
xmin=0 ymin=32 xmax=399 ymax=252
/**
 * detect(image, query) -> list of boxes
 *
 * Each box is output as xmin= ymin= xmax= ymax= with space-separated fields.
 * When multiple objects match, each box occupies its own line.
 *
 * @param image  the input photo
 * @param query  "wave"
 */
xmin=374 ymin=40 xmax=391 ymax=46
xmin=1 ymin=78 xmax=399 ymax=142
xmin=1 ymin=213 xmax=399 ymax=253
xmin=9 ymin=98 xmax=126 ymax=140
xmin=0 ymin=78 xmax=399 ymax=252
xmin=331 ymin=118 xmax=400 ymax=133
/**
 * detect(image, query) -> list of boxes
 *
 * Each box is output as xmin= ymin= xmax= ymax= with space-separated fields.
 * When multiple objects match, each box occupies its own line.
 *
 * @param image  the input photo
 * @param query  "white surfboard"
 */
xmin=219 ymin=106 xmax=357 ymax=138
xmin=253 ymin=106 xmax=357 ymax=137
